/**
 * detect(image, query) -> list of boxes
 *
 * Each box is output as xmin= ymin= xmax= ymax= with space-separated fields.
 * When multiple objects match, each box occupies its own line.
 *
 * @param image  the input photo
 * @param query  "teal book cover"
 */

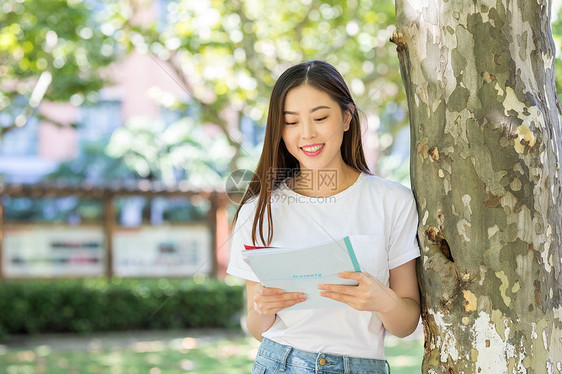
xmin=242 ymin=236 xmax=361 ymax=310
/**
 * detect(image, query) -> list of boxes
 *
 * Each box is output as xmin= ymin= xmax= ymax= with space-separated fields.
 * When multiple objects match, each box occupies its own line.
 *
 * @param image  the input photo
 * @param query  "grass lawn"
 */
xmin=0 ymin=329 xmax=423 ymax=373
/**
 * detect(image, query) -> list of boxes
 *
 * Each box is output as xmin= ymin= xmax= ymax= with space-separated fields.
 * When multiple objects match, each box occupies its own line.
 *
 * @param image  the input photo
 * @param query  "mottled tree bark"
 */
xmin=393 ymin=1 xmax=562 ymax=372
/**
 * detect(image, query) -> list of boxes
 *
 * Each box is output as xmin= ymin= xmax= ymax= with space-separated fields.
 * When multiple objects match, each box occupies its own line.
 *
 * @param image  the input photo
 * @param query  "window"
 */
xmin=78 ymin=99 xmax=122 ymax=144
xmin=241 ymin=116 xmax=265 ymax=147
xmin=0 ymin=97 xmax=39 ymax=156
xmin=160 ymin=104 xmax=198 ymax=127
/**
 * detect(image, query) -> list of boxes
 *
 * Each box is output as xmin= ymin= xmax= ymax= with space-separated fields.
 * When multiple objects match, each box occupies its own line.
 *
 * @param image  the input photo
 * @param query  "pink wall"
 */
xmin=38 ymin=52 xmax=191 ymax=161
xmin=38 ymin=0 xmax=187 ymax=161
xmin=38 ymin=101 xmax=78 ymax=161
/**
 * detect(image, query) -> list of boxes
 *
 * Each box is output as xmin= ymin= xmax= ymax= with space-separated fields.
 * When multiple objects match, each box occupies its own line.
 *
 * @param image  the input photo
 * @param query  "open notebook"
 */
xmin=242 ymin=236 xmax=361 ymax=310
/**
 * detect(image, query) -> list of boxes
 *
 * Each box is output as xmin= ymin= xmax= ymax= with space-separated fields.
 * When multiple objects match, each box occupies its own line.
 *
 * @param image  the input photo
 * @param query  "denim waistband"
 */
xmin=257 ymin=338 xmax=390 ymax=374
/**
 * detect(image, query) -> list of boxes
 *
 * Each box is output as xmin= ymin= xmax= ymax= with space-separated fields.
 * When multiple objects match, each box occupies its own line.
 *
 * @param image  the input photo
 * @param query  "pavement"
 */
xmin=0 ymin=323 xmax=424 ymax=354
xmin=0 ymin=328 xmax=248 ymax=354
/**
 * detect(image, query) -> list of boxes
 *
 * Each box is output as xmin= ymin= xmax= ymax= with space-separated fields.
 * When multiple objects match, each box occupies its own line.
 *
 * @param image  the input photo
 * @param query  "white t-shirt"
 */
xmin=226 ymin=172 xmax=421 ymax=359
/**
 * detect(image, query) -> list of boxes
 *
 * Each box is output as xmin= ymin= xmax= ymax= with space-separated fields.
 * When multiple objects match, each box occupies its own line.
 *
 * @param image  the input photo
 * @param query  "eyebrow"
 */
xmin=283 ymin=105 xmax=331 ymax=115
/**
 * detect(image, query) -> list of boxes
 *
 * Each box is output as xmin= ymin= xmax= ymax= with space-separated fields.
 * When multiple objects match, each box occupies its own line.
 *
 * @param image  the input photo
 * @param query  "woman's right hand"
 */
xmin=251 ymin=282 xmax=307 ymax=316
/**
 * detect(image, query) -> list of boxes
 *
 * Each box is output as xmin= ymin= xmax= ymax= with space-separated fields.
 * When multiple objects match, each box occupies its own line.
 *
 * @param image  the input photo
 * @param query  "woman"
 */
xmin=227 ymin=60 xmax=420 ymax=373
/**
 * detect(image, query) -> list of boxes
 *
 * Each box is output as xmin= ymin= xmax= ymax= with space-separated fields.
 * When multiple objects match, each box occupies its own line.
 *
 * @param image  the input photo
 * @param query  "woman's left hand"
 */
xmin=318 ymin=272 xmax=395 ymax=313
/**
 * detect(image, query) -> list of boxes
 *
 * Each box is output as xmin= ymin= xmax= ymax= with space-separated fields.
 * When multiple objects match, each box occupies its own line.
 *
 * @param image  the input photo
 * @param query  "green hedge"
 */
xmin=0 ymin=278 xmax=244 ymax=339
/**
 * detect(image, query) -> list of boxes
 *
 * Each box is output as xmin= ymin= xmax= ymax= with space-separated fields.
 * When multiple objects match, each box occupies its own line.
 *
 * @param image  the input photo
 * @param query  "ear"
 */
xmin=343 ymin=105 xmax=354 ymax=132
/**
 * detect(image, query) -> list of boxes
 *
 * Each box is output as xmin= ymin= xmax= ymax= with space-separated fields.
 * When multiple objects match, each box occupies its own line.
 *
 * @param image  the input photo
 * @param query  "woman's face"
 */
xmin=281 ymin=84 xmax=351 ymax=173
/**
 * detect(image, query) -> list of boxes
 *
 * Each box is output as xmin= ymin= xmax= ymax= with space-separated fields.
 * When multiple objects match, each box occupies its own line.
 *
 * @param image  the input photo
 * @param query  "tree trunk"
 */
xmin=393 ymin=1 xmax=562 ymax=372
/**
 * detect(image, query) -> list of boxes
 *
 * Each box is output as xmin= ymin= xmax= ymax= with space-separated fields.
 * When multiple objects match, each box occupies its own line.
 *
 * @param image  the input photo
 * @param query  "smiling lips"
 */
xmin=300 ymin=143 xmax=325 ymax=156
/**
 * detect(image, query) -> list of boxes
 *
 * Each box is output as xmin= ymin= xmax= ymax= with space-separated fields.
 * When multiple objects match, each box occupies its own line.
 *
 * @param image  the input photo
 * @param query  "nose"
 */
xmin=301 ymin=118 xmax=316 ymax=139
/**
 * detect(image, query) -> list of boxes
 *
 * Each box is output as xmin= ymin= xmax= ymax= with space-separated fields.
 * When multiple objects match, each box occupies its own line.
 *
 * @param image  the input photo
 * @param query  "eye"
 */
xmin=285 ymin=121 xmax=298 ymax=125
xmin=314 ymin=116 xmax=328 ymax=122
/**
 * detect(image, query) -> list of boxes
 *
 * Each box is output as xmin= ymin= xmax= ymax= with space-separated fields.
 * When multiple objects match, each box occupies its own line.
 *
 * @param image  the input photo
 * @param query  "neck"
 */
xmin=290 ymin=166 xmax=360 ymax=198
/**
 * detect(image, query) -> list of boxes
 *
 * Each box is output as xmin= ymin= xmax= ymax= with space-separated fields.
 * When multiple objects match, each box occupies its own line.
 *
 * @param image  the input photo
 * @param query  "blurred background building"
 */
xmin=3 ymin=0 xmax=561 ymax=281
xmin=0 ymin=0 xmax=237 ymax=279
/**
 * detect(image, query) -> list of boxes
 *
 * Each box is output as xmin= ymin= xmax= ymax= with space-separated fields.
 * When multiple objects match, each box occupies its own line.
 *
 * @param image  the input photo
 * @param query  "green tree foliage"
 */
xmin=108 ymin=0 xmax=404 ymax=173
xmin=0 ymin=0 xmax=119 ymax=136
xmin=47 ymin=142 xmax=137 ymax=184
xmin=106 ymin=116 xmax=232 ymax=186
xmin=3 ymin=0 xmax=562 ymax=182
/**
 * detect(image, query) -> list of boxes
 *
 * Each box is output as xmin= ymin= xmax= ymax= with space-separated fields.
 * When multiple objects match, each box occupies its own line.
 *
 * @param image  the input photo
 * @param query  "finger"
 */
xmin=280 ymin=296 xmax=307 ymax=308
xmin=338 ymin=272 xmax=365 ymax=281
xmin=339 ymin=272 xmax=383 ymax=289
xmin=317 ymin=284 xmax=359 ymax=296
xmin=256 ymin=285 xmax=284 ymax=296
xmin=257 ymin=299 xmax=302 ymax=311
xmin=254 ymin=300 xmax=285 ymax=316
xmin=319 ymin=291 xmax=352 ymax=305
xmin=280 ymin=292 xmax=307 ymax=299
xmin=257 ymin=293 xmax=306 ymax=304
xmin=254 ymin=295 xmax=307 ymax=314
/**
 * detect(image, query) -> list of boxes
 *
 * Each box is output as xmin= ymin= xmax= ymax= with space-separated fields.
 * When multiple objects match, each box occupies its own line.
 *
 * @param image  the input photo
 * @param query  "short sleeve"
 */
xmin=387 ymin=189 xmax=421 ymax=269
xmin=226 ymin=200 xmax=260 ymax=282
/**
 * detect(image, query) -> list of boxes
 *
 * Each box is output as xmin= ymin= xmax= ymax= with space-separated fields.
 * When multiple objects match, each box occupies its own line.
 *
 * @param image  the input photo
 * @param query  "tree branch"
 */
xmin=235 ymin=2 xmax=276 ymax=88
xmin=164 ymin=53 xmax=243 ymax=151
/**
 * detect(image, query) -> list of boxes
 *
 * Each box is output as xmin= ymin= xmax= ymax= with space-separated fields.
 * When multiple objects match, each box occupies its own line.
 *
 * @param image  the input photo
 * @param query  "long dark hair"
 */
xmin=233 ymin=60 xmax=371 ymax=245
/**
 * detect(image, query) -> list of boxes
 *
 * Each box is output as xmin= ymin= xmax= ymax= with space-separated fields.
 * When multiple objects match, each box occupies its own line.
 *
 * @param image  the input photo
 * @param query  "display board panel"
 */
xmin=3 ymin=224 xmax=212 ymax=278
xmin=3 ymin=225 xmax=105 ymax=277
xmin=113 ymin=225 xmax=212 ymax=277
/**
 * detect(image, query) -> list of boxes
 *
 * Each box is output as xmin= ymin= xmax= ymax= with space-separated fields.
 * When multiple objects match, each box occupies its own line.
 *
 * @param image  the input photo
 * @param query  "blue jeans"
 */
xmin=252 ymin=338 xmax=390 ymax=374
